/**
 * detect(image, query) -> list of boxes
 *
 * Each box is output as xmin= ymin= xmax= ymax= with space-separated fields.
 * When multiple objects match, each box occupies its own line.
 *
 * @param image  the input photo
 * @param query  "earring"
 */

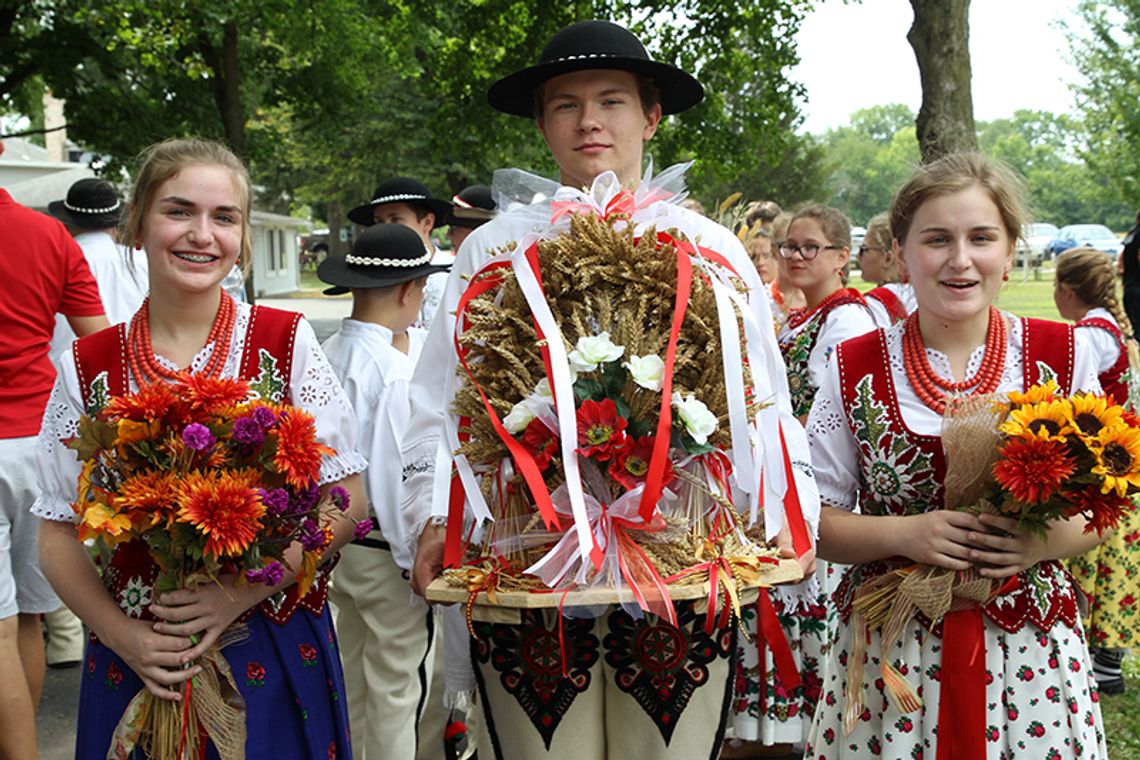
xmin=1002 ymin=271 xmax=1010 ymax=281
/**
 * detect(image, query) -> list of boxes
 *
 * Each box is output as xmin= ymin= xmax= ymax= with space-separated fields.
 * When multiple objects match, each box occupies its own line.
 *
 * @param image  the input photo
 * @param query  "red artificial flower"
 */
xmin=273 ymin=409 xmax=334 ymax=489
xmin=576 ymin=398 xmax=627 ymax=461
xmin=992 ymin=436 xmax=1075 ymax=506
xmin=181 ymin=374 xmax=252 ymax=415
xmin=176 ymin=470 xmax=265 ymax=558
xmin=104 ymin=380 xmax=183 ymax=422
xmin=114 ymin=471 xmax=179 ymax=529
xmin=1063 ymin=483 xmax=1133 ymax=536
xmin=609 ymin=435 xmax=656 ymax=490
xmin=520 ymin=419 xmax=559 ymax=470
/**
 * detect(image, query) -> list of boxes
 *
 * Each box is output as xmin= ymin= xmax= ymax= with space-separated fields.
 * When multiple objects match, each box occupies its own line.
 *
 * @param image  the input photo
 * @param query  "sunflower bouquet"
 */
xmin=845 ymin=381 xmax=1139 ymax=732
xmin=439 ymin=205 xmax=802 ymax=625
xmin=67 ymin=372 xmax=371 ymax=760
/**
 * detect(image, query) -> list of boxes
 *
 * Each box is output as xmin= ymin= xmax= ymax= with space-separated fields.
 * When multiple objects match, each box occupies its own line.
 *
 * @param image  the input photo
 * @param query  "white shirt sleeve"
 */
xmin=808 ymin=303 xmax=876 ymax=391
xmin=805 ymin=356 xmax=860 ymax=512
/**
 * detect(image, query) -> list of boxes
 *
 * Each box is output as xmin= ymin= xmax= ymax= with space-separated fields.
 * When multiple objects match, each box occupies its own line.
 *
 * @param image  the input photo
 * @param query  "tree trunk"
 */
xmin=328 ymin=202 xmax=348 ymax=259
xmin=907 ymin=0 xmax=977 ymax=162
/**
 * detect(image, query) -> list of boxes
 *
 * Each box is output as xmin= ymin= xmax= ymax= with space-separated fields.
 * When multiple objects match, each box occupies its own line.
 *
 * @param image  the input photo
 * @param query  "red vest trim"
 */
xmin=1076 ymin=316 xmax=1129 ymax=405
xmin=72 ymin=306 xmax=327 ymax=627
xmin=864 ymin=286 xmax=908 ymax=324
xmin=832 ymin=316 xmax=1080 ymax=635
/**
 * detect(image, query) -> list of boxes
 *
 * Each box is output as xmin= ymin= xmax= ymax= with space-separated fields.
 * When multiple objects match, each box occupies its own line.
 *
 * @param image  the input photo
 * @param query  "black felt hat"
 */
xmin=346 ymin=177 xmax=453 ymax=228
xmin=317 ymin=223 xmax=450 ymax=295
xmin=444 ymin=184 xmax=496 ymax=229
xmin=47 ymin=177 xmax=124 ymax=230
xmin=486 ymin=20 xmax=704 ymax=118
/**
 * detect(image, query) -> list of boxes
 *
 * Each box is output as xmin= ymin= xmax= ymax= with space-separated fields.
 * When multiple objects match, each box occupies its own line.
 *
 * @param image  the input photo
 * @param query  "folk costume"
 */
xmin=731 ymin=289 xmax=873 ymax=745
xmin=803 ymin=315 xmax=1107 ymax=758
xmin=319 ymin=224 xmax=451 ymax=760
xmin=862 ymin=283 xmax=916 ymax=330
xmin=1068 ymin=308 xmax=1140 ymax=691
xmin=33 ymin=299 xmax=367 ymax=759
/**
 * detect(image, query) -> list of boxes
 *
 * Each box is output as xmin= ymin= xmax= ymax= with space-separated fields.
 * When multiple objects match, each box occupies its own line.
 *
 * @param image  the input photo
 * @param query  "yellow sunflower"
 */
xmin=1000 ymin=399 xmax=1074 ymax=441
xmin=1064 ymin=393 xmax=1125 ymax=440
xmin=1006 ymin=380 xmax=1061 ymax=407
xmin=1092 ymin=423 xmax=1140 ymax=497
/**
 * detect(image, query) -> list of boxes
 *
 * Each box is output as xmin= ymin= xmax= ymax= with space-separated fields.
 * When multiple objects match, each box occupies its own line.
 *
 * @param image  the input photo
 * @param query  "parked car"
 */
xmin=1016 ymin=222 xmax=1059 ymax=263
xmin=850 ymin=226 xmax=866 ymax=251
xmin=1045 ymin=224 xmax=1123 ymax=259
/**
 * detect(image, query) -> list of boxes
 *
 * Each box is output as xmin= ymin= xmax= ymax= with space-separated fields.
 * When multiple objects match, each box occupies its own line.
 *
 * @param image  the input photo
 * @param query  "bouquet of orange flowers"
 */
xmin=988 ymin=381 xmax=1140 ymax=537
xmin=67 ymin=373 xmax=370 ymax=760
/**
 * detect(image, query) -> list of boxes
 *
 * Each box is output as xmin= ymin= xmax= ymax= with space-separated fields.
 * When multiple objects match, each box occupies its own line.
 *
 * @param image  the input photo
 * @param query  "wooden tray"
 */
xmin=424 ymin=556 xmax=803 ymax=616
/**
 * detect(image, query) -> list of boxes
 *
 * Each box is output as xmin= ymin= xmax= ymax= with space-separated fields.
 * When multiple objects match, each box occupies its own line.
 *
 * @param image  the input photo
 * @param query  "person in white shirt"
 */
xmin=347 ymin=177 xmax=454 ymax=330
xmin=319 ymin=223 xmax=451 ymax=760
xmin=858 ymin=213 xmax=916 ymax=329
xmin=401 ymin=19 xmax=819 ymax=760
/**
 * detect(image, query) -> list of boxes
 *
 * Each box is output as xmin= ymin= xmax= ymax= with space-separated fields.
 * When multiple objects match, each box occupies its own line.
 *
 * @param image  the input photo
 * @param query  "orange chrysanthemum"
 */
xmin=993 ymin=436 xmax=1075 ymax=505
xmin=1064 ymin=484 xmax=1134 ymax=536
xmin=176 ymin=471 xmax=265 ymax=558
xmin=273 ymin=409 xmax=334 ymax=489
xmin=114 ymin=471 xmax=179 ymax=529
xmin=104 ymin=381 xmax=182 ymax=422
xmin=181 ymin=375 xmax=251 ymax=415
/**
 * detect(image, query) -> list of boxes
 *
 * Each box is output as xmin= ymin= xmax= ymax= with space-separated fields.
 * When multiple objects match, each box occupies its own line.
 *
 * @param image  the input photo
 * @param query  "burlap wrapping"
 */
xmin=843 ymin=395 xmax=1007 ymax=736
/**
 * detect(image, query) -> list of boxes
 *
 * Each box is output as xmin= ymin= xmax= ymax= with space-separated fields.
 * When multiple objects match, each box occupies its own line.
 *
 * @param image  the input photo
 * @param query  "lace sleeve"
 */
xmin=32 ymin=355 xmax=87 ymax=522
xmin=806 ymin=360 xmax=860 ymax=512
xmin=289 ymin=319 xmax=367 ymax=484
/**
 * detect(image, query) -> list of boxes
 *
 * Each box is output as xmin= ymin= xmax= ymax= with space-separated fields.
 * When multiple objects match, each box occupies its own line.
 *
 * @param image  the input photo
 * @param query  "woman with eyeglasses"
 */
xmin=728 ymin=205 xmax=874 ymax=759
xmin=859 ymin=213 xmax=916 ymax=328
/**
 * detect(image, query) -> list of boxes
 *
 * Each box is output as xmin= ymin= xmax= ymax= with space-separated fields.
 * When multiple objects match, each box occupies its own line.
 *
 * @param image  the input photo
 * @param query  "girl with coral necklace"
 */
xmin=804 ymin=153 xmax=1107 ymax=758
xmin=33 ymin=139 xmax=368 ymax=758
xmin=729 ymin=207 xmax=875 ymax=758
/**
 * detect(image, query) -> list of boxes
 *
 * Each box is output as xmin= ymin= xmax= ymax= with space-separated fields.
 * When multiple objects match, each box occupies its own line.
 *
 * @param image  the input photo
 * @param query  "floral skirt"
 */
xmin=805 ymin=614 xmax=1106 ymax=759
xmin=75 ymin=606 xmax=351 ymax=760
xmin=1068 ymin=501 xmax=1140 ymax=649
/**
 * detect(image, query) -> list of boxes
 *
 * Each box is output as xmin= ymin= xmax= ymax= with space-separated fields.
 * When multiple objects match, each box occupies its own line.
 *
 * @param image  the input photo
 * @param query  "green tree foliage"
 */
xmin=1070 ymin=0 xmax=1140 ymax=213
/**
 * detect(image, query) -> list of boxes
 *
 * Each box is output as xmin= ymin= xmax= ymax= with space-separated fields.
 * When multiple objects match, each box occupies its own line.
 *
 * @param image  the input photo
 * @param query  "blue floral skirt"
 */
xmin=75 ymin=606 xmax=351 ymax=760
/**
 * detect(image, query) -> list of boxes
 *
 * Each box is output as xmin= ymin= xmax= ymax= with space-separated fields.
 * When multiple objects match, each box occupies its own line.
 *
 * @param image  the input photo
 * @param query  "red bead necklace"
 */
xmin=785 ymin=287 xmax=854 ymax=331
xmin=127 ymin=290 xmax=237 ymax=386
xmin=902 ymin=306 xmax=1007 ymax=415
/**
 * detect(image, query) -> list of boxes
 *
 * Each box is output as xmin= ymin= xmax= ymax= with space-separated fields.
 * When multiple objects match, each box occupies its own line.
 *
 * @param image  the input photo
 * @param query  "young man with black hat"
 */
xmin=319 ymin=223 xmax=451 ymax=760
xmin=347 ymin=177 xmax=454 ymax=330
xmin=401 ymin=19 xmax=819 ymax=759
xmin=444 ymin=184 xmax=496 ymax=252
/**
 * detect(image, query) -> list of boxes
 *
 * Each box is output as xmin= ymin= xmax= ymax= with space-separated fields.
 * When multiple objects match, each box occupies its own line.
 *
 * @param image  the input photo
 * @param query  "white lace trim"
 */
xmin=321 ymin=451 xmax=367 ymax=486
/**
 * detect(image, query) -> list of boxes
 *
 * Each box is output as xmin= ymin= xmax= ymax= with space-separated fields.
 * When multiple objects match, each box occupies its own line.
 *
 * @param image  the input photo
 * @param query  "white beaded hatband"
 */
xmin=370 ymin=193 xmax=429 ymax=205
xmin=64 ymin=199 xmax=122 ymax=215
xmin=346 ymin=250 xmax=433 ymax=267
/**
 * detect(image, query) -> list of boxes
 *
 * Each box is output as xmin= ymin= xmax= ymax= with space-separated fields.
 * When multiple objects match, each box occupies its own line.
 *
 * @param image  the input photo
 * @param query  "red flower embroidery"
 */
xmin=106 ymin=662 xmax=123 ymax=689
xmin=299 ymin=643 xmax=318 ymax=667
xmin=576 ymin=398 xmax=627 ymax=461
xmin=247 ymin=661 xmax=266 ymax=687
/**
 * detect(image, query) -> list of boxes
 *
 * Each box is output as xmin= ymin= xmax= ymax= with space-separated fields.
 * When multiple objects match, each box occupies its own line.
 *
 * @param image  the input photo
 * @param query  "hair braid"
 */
xmin=1056 ymin=247 xmax=1140 ymax=377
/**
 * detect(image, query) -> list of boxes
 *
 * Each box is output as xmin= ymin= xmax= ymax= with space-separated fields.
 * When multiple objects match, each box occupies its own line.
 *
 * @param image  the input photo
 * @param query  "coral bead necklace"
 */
xmin=127 ymin=289 xmax=237 ymax=386
xmin=902 ymin=306 xmax=1007 ymax=415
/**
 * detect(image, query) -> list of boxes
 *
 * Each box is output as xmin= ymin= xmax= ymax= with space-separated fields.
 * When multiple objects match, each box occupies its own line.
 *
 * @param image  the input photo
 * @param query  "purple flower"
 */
xmin=233 ymin=417 xmax=267 ymax=446
xmin=299 ymin=518 xmax=327 ymax=551
xmin=181 ymin=423 xmax=215 ymax=451
xmin=328 ymin=486 xmax=350 ymax=512
xmin=252 ymin=405 xmax=278 ymax=429
xmin=245 ymin=560 xmax=286 ymax=587
xmin=259 ymin=488 xmax=290 ymax=517
xmin=353 ymin=518 xmax=374 ymax=541
xmin=290 ymin=484 xmax=321 ymax=512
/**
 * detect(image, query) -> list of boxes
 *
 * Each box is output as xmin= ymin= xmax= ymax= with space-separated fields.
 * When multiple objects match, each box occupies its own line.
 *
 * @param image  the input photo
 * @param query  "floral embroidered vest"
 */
xmin=832 ymin=318 xmax=1081 ymax=635
xmin=779 ymin=287 xmax=868 ymax=417
xmin=1076 ymin=316 xmax=1129 ymax=406
xmin=72 ymin=306 xmax=332 ymax=626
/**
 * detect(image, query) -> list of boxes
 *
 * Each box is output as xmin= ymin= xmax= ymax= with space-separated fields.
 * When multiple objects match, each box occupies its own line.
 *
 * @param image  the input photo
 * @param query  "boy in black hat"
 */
xmin=319 ymin=224 xmax=451 ymax=760
xmin=347 ymin=177 xmax=454 ymax=330
xmin=444 ymin=184 xmax=496 ymax=252
xmin=401 ymin=19 xmax=819 ymax=759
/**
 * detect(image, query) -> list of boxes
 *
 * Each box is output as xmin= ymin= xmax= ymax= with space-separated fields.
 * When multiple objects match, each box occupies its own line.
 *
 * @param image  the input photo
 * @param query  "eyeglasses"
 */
xmin=857 ymin=246 xmax=886 ymax=257
xmin=777 ymin=243 xmax=844 ymax=260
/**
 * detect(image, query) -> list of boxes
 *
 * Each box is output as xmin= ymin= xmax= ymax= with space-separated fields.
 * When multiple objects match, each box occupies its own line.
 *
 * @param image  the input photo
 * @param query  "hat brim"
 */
xmin=346 ymin=198 xmax=454 ymax=228
xmin=487 ymin=56 xmax=704 ymax=118
xmin=47 ymin=200 xmax=122 ymax=230
xmin=317 ymin=257 xmax=451 ymax=295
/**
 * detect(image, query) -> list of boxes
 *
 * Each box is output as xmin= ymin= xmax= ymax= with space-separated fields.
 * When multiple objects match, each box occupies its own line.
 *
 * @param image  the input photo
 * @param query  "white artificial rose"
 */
xmin=534 ymin=377 xmax=554 ymax=402
xmin=503 ymin=401 xmax=536 ymax=434
xmin=623 ymin=354 xmax=665 ymax=392
xmin=671 ymin=392 xmax=718 ymax=445
xmin=567 ymin=332 xmax=625 ymax=372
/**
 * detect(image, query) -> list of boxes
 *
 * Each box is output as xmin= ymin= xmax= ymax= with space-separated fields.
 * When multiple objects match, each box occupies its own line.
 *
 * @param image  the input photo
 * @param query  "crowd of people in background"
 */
xmin=1 ymin=17 xmax=1138 ymax=760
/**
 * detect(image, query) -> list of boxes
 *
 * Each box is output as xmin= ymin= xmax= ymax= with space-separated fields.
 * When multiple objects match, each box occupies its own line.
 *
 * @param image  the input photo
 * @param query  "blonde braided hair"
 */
xmin=1056 ymin=247 xmax=1140 ymax=376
